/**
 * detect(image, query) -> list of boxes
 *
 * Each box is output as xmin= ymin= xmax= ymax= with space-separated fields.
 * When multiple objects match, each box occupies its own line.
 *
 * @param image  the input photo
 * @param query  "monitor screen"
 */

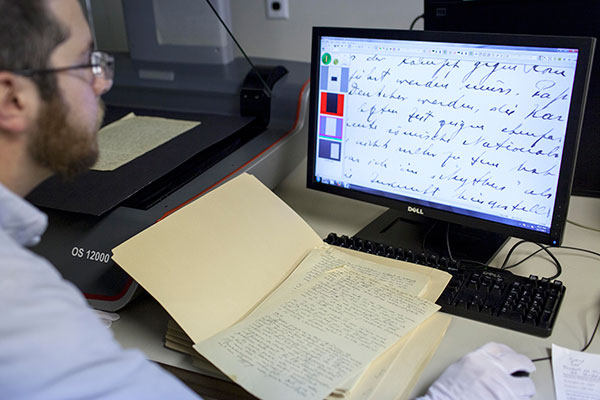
xmin=307 ymin=27 xmax=595 ymax=260
xmin=424 ymin=0 xmax=600 ymax=198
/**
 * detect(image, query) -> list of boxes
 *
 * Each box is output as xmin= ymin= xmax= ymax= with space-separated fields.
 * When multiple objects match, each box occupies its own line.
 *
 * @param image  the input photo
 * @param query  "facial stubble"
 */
xmin=29 ymin=93 xmax=104 ymax=180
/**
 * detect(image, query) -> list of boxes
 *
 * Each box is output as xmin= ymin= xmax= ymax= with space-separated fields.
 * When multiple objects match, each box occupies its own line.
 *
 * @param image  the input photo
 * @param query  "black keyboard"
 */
xmin=325 ymin=233 xmax=565 ymax=337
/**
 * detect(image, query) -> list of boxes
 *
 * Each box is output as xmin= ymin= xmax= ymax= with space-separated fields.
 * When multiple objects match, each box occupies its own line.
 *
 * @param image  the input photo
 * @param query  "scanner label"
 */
xmin=71 ymin=247 xmax=111 ymax=264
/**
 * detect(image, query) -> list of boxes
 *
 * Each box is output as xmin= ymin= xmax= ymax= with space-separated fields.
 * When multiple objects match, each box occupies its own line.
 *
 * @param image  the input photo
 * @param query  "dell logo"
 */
xmin=407 ymin=206 xmax=424 ymax=215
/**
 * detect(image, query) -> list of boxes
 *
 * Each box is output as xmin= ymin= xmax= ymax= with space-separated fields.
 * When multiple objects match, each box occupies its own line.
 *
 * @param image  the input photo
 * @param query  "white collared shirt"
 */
xmin=0 ymin=182 xmax=200 ymax=400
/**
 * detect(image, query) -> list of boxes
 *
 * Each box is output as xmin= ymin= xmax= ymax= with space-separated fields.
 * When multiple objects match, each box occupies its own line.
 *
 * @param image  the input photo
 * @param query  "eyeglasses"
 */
xmin=9 ymin=51 xmax=114 ymax=94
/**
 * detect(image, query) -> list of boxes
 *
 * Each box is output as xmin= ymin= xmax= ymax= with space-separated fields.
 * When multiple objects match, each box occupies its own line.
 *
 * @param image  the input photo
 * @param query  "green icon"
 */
xmin=322 ymin=53 xmax=332 ymax=64
xmin=333 ymin=58 xmax=339 ymax=65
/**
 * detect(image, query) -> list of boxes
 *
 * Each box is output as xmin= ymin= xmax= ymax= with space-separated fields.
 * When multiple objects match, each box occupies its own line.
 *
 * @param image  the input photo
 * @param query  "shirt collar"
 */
xmin=0 ymin=182 xmax=48 ymax=247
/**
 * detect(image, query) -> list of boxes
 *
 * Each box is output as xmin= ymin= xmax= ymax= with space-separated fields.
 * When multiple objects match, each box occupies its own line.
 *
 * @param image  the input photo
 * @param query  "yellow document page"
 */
xmin=271 ymin=246 xmax=430 ymax=298
xmin=336 ymin=247 xmax=449 ymax=303
xmin=347 ymin=313 xmax=451 ymax=400
xmin=194 ymin=250 xmax=440 ymax=400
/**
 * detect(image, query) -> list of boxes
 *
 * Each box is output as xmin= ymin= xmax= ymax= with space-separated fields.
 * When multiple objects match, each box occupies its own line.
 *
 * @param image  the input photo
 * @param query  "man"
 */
xmin=0 ymin=1 xmax=536 ymax=399
xmin=0 ymin=1 xmax=199 ymax=398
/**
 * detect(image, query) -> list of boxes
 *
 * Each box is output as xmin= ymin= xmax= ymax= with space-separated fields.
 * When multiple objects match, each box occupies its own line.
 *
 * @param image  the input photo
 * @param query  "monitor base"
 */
xmin=354 ymin=209 xmax=509 ymax=265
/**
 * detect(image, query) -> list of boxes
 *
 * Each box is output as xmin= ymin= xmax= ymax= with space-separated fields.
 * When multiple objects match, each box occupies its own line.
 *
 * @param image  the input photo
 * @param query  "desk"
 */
xmin=111 ymin=158 xmax=600 ymax=399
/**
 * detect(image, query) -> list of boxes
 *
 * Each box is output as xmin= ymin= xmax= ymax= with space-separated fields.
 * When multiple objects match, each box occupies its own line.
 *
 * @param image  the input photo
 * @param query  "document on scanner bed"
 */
xmin=93 ymin=112 xmax=200 ymax=171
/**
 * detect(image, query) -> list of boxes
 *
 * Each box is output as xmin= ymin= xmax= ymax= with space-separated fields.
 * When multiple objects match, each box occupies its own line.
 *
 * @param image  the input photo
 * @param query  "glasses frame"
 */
xmin=8 ymin=50 xmax=114 ymax=86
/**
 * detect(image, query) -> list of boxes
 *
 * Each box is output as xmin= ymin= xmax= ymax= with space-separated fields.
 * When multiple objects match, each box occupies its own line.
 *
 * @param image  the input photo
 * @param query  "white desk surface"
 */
xmin=111 ymin=158 xmax=600 ymax=399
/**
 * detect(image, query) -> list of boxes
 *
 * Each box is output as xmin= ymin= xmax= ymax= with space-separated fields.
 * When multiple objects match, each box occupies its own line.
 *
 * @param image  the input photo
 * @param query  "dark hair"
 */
xmin=0 ymin=0 xmax=68 ymax=100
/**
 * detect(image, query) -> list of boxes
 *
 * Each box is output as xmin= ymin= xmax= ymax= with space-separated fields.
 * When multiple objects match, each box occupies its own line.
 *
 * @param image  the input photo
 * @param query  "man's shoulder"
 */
xmin=0 ymin=227 xmax=62 ymax=285
xmin=0 ymin=231 xmax=201 ymax=400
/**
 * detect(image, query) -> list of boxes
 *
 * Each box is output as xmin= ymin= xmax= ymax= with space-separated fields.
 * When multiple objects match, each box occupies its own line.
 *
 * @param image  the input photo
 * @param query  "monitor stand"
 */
xmin=353 ymin=209 xmax=509 ymax=265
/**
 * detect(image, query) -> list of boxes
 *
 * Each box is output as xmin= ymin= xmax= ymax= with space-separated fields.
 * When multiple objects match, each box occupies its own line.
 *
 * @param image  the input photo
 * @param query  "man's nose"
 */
xmin=92 ymin=75 xmax=112 ymax=96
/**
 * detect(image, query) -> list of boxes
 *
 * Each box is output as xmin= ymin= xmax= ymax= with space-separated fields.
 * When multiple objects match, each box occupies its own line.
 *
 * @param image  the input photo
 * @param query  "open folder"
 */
xmin=112 ymin=173 xmax=452 ymax=400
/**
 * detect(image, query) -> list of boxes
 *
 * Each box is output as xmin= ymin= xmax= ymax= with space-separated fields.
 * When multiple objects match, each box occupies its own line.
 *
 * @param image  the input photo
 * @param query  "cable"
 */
xmin=568 ymin=218 xmax=600 ymax=233
xmin=503 ymin=243 xmax=600 ymax=269
xmin=456 ymin=240 xmax=544 ymax=270
xmin=581 ymin=310 xmax=600 ymax=352
xmin=204 ymin=0 xmax=272 ymax=98
xmin=532 ymin=310 xmax=600 ymax=363
xmin=450 ymin=235 xmax=599 ymax=362
xmin=502 ymin=247 xmax=544 ymax=269
xmin=501 ymin=242 xmax=600 ymax=280
xmin=502 ymin=242 xmax=562 ymax=280
xmin=526 ymin=244 xmax=600 ymax=363
xmin=559 ymin=245 xmax=600 ymax=258
xmin=409 ymin=14 xmax=424 ymax=30
xmin=500 ymin=240 xmax=529 ymax=269
xmin=535 ymin=247 xmax=561 ymax=280
xmin=499 ymin=240 xmax=562 ymax=280
xmin=445 ymin=223 xmax=455 ymax=262
xmin=428 ymin=226 xmax=597 ymax=362
xmin=421 ymin=221 xmax=438 ymax=255
xmin=531 ymin=355 xmax=551 ymax=363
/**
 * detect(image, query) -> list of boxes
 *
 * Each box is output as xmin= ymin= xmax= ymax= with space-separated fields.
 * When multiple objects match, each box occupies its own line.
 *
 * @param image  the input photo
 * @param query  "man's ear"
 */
xmin=0 ymin=71 xmax=39 ymax=134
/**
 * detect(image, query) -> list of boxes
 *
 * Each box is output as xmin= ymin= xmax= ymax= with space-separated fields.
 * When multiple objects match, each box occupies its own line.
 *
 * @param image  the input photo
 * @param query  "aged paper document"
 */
xmin=112 ymin=173 xmax=452 ymax=399
xmin=338 ymin=313 xmax=451 ymax=400
xmin=271 ymin=246 xmax=429 ymax=298
xmin=93 ymin=113 xmax=200 ymax=171
xmin=194 ymin=248 xmax=440 ymax=400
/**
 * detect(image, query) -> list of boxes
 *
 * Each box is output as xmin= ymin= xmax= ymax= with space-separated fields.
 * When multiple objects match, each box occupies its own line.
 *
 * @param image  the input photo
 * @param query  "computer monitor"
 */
xmin=307 ymin=27 xmax=595 ymax=264
xmin=424 ymin=0 xmax=600 ymax=198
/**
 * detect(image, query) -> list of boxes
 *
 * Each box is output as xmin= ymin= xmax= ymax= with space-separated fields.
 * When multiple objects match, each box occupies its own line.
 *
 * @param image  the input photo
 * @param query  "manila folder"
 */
xmin=111 ymin=173 xmax=451 ymax=399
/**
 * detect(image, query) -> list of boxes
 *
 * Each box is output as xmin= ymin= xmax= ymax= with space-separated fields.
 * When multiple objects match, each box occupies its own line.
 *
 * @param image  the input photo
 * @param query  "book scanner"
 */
xmin=26 ymin=0 xmax=309 ymax=310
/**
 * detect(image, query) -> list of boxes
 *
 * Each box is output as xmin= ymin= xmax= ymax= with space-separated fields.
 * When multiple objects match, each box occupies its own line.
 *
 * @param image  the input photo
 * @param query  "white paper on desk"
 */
xmin=552 ymin=344 xmax=600 ymax=400
xmin=194 ymin=263 xmax=440 ymax=400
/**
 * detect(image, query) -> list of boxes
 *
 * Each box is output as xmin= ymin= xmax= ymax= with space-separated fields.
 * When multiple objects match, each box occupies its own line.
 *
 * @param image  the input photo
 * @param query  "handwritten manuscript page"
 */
xmin=342 ymin=313 xmax=451 ymax=400
xmin=93 ymin=113 xmax=200 ymax=171
xmin=112 ymin=173 xmax=452 ymax=398
xmin=194 ymin=248 xmax=440 ymax=400
xmin=269 ymin=246 xmax=430 ymax=298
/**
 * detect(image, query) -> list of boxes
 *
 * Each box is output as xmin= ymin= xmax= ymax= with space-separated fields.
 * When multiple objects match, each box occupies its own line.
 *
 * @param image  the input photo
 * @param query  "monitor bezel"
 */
xmin=307 ymin=26 xmax=595 ymax=246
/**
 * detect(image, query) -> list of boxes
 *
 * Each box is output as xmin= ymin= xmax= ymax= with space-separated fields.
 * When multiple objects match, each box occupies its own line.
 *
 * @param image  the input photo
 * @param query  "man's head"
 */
xmin=0 ymin=0 xmax=111 ymax=192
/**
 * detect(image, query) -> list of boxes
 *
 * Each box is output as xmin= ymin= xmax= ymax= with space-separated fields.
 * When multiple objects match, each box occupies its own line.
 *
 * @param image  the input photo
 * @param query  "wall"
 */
xmin=230 ymin=1 xmax=424 ymax=61
xmin=88 ymin=0 xmax=424 ymax=62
